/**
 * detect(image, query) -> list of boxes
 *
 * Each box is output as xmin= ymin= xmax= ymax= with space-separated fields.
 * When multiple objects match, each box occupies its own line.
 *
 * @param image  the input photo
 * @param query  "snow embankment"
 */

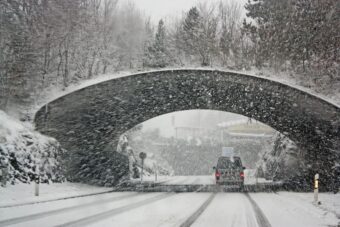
xmin=0 ymin=182 xmax=112 ymax=207
xmin=278 ymin=192 xmax=340 ymax=219
xmin=250 ymin=192 xmax=340 ymax=227
xmin=0 ymin=110 xmax=65 ymax=185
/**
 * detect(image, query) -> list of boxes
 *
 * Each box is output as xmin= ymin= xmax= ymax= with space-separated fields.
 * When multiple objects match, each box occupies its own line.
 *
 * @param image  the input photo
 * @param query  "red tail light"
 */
xmin=215 ymin=170 xmax=221 ymax=178
xmin=240 ymin=172 xmax=244 ymax=178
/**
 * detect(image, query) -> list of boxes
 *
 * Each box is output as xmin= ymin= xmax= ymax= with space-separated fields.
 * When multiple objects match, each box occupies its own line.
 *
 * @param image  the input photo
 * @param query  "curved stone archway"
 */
xmin=34 ymin=69 xmax=340 ymax=184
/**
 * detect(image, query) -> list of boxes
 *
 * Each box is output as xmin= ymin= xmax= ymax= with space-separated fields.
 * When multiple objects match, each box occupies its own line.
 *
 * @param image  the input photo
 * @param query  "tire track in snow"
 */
xmin=162 ymin=177 xmax=190 ymax=185
xmin=245 ymin=193 xmax=272 ymax=227
xmin=0 ymin=193 xmax=139 ymax=226
xmin=59 ymin=193 xmax=175 ymax=227
xmin=179 ymin=193 xmax=216 ymax=227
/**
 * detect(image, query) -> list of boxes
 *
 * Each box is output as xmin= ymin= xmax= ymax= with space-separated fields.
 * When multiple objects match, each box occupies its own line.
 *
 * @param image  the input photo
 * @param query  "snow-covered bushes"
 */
xmin=117 ymin=134 xmax=173 ymax=179
xmin=256 ymin=133 xmax=340 ymax=191
xmin=64 ymin=134 xmax=129 ymax=187
xmin=256 ymin=133 xmax=311 ymax=190
xmin=126 ymin=128 xmax=175 ymax=176
xmin=0 ymin=111 xmax=65 ymax=185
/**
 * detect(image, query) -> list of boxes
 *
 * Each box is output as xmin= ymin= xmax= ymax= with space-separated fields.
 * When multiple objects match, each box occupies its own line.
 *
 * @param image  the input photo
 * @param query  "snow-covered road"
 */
xmin=1 ymin=191 xmax=338 ymax=227
xmin=0 ymin=178 xmax=339 ymax=227
xmin=135 ymin=171 xmax=272 ymax=185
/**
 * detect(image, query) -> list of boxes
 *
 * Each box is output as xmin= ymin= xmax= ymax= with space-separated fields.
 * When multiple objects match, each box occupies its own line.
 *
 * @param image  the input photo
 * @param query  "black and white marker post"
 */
xmin=314 ymin=173 xmax=319 ymax=204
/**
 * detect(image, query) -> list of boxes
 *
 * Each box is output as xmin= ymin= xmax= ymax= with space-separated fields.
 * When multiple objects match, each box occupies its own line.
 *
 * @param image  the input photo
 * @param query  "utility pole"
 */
xmin=198 ymin=111 xmax=201 ymax=137
xmin=220 ymin=129 xmax=223 ymax=145
xmin=153 ymin=163 xmax=158 ymax=182
xmin=172 ymin=115 xmax=176 ymax=139
xmin=219 ymin=111 xmax=224 ymax=145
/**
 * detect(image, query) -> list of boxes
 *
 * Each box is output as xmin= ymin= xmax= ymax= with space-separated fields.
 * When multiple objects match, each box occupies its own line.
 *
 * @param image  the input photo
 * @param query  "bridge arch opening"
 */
xmin=118 ymin=109 xmax=306 ymax=187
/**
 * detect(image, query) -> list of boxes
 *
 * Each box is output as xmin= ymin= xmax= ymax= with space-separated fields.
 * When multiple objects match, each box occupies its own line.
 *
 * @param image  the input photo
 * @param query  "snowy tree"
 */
xmin=218 ymin=1 xmax=243 ymax=68
xmin=176 ymin=7 xmax=202 ymax=65
xmin=254 ymin=133 xmax=339 ymax=190
xmin=142 ymin=19 xmax=155 ymax=68
xmin=114 ymin=2 xmax=146 ymax=70
xmin=155 ymin=20 xmax=166 ymax=54
xmin=256 ymin=134 xmax=304 ymax=187
xmin=143 ymin=19 xmax=172 ymax=68
xmin=0 ymin=0 xmax=41 ymax=110
xmin=196 ymin=3 xmax=218 ymax=66
xmin=181 ymin=7 xmax=201 ymax=56
xmin=244 ymin=0 xmax=339 ymax=87
xmin=177 ymin=6 xmax=218 ymax=66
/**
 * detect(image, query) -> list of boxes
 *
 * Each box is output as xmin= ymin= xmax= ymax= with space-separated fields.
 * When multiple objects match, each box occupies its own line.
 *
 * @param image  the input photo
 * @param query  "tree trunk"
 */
xmin=88 ymin=52 xmax=96 ymax=79
xmin=64 ymin=48 xmax=69 ymax=88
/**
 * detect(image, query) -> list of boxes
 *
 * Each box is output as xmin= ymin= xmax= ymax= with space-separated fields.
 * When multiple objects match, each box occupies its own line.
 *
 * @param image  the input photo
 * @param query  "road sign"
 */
xmin=222 ymin=147 xmax=234 ymax=157
xmin=139 ymin=152 xmax=147 ymax=160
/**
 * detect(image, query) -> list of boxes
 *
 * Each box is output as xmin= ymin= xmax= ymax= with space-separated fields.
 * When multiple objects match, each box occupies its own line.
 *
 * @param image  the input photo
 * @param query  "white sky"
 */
xmin=128 ymin=0 xmax=247 ymax=23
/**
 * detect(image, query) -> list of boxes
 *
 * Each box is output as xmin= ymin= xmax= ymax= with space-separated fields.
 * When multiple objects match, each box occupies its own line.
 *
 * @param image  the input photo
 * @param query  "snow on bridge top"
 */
xmin=32 ymin=68 xmax=340 ymax=119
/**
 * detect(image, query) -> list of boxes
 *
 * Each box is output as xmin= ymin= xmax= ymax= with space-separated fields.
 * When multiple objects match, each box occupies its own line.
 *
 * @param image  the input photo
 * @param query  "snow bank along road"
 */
xmin=0 ymin=191 xmax=338 ymax=227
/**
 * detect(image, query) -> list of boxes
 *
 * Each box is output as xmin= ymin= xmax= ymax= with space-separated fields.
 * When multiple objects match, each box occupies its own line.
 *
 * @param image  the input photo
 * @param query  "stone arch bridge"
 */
xmin=34 ymin=69 xmax=340 ymax=185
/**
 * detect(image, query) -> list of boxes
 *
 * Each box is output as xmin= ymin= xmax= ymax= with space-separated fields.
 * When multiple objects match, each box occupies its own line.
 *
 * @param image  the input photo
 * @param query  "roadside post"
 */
xmin=139 ymin=152 xmax=147 ymax=184
xmin=314 ymin=173 xmax=319 ymax=204
xmin=35 ymin=165 xmax=40 ymax=196
xmin=34 ymin=155 xmax=42 ymax=196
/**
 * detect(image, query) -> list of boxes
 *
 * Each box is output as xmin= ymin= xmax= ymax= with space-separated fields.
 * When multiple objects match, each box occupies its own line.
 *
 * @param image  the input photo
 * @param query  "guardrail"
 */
xmin=114 ymin=181 xmax=284 ymax=193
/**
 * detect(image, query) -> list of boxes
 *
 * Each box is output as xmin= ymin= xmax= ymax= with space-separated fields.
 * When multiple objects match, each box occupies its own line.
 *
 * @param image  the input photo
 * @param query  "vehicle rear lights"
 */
xmin=240 ymin=172 xmax=244 ymax=178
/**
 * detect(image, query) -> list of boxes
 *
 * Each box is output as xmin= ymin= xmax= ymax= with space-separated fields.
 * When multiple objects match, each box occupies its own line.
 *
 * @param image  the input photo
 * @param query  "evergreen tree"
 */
xmin=182 ymin=7 xmax=201 ymax=55
xmin=244 ymin=0 xmax=294 ymax=69
xmin=178 ymin=6 xmax=217 ymax=66
xmin=219 ymin=25 xmax=232 ymax=65
xmin=152 ymin=19 xmax=169 ymax=67
xmin=142 ymin=19 xmax=155 ymax=68
xmin=244 ymin=0 xmax=338 ymax=83
xmin=218 ymin=1 xmax=243 ymax=68
xmin=155 ymin=20 xmax=166 ymax=54
xmin=143 ymin=19 xmax=170 ymax=68
xmin=177 ymin=7 xmax=202 ymax=64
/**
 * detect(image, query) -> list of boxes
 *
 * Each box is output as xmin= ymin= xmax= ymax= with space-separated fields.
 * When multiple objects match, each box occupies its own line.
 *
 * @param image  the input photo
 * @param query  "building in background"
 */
xmin=174 ymin=118 xmax=274 ymax=141
xmin=141 ymin=110 xmax=275 ymax=140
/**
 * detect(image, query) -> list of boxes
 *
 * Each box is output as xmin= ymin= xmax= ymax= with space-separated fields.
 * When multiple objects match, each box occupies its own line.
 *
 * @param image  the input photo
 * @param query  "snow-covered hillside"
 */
xmin=0 ymin=111 xmax=65 ymax=185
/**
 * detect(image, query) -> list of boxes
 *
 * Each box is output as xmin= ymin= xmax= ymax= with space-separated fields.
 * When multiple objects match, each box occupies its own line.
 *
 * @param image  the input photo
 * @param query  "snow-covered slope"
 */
xmin=0 ymin=182 xmax=112 ymax=207
xmin=0 ymin=110 xmax=65 ymax=185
